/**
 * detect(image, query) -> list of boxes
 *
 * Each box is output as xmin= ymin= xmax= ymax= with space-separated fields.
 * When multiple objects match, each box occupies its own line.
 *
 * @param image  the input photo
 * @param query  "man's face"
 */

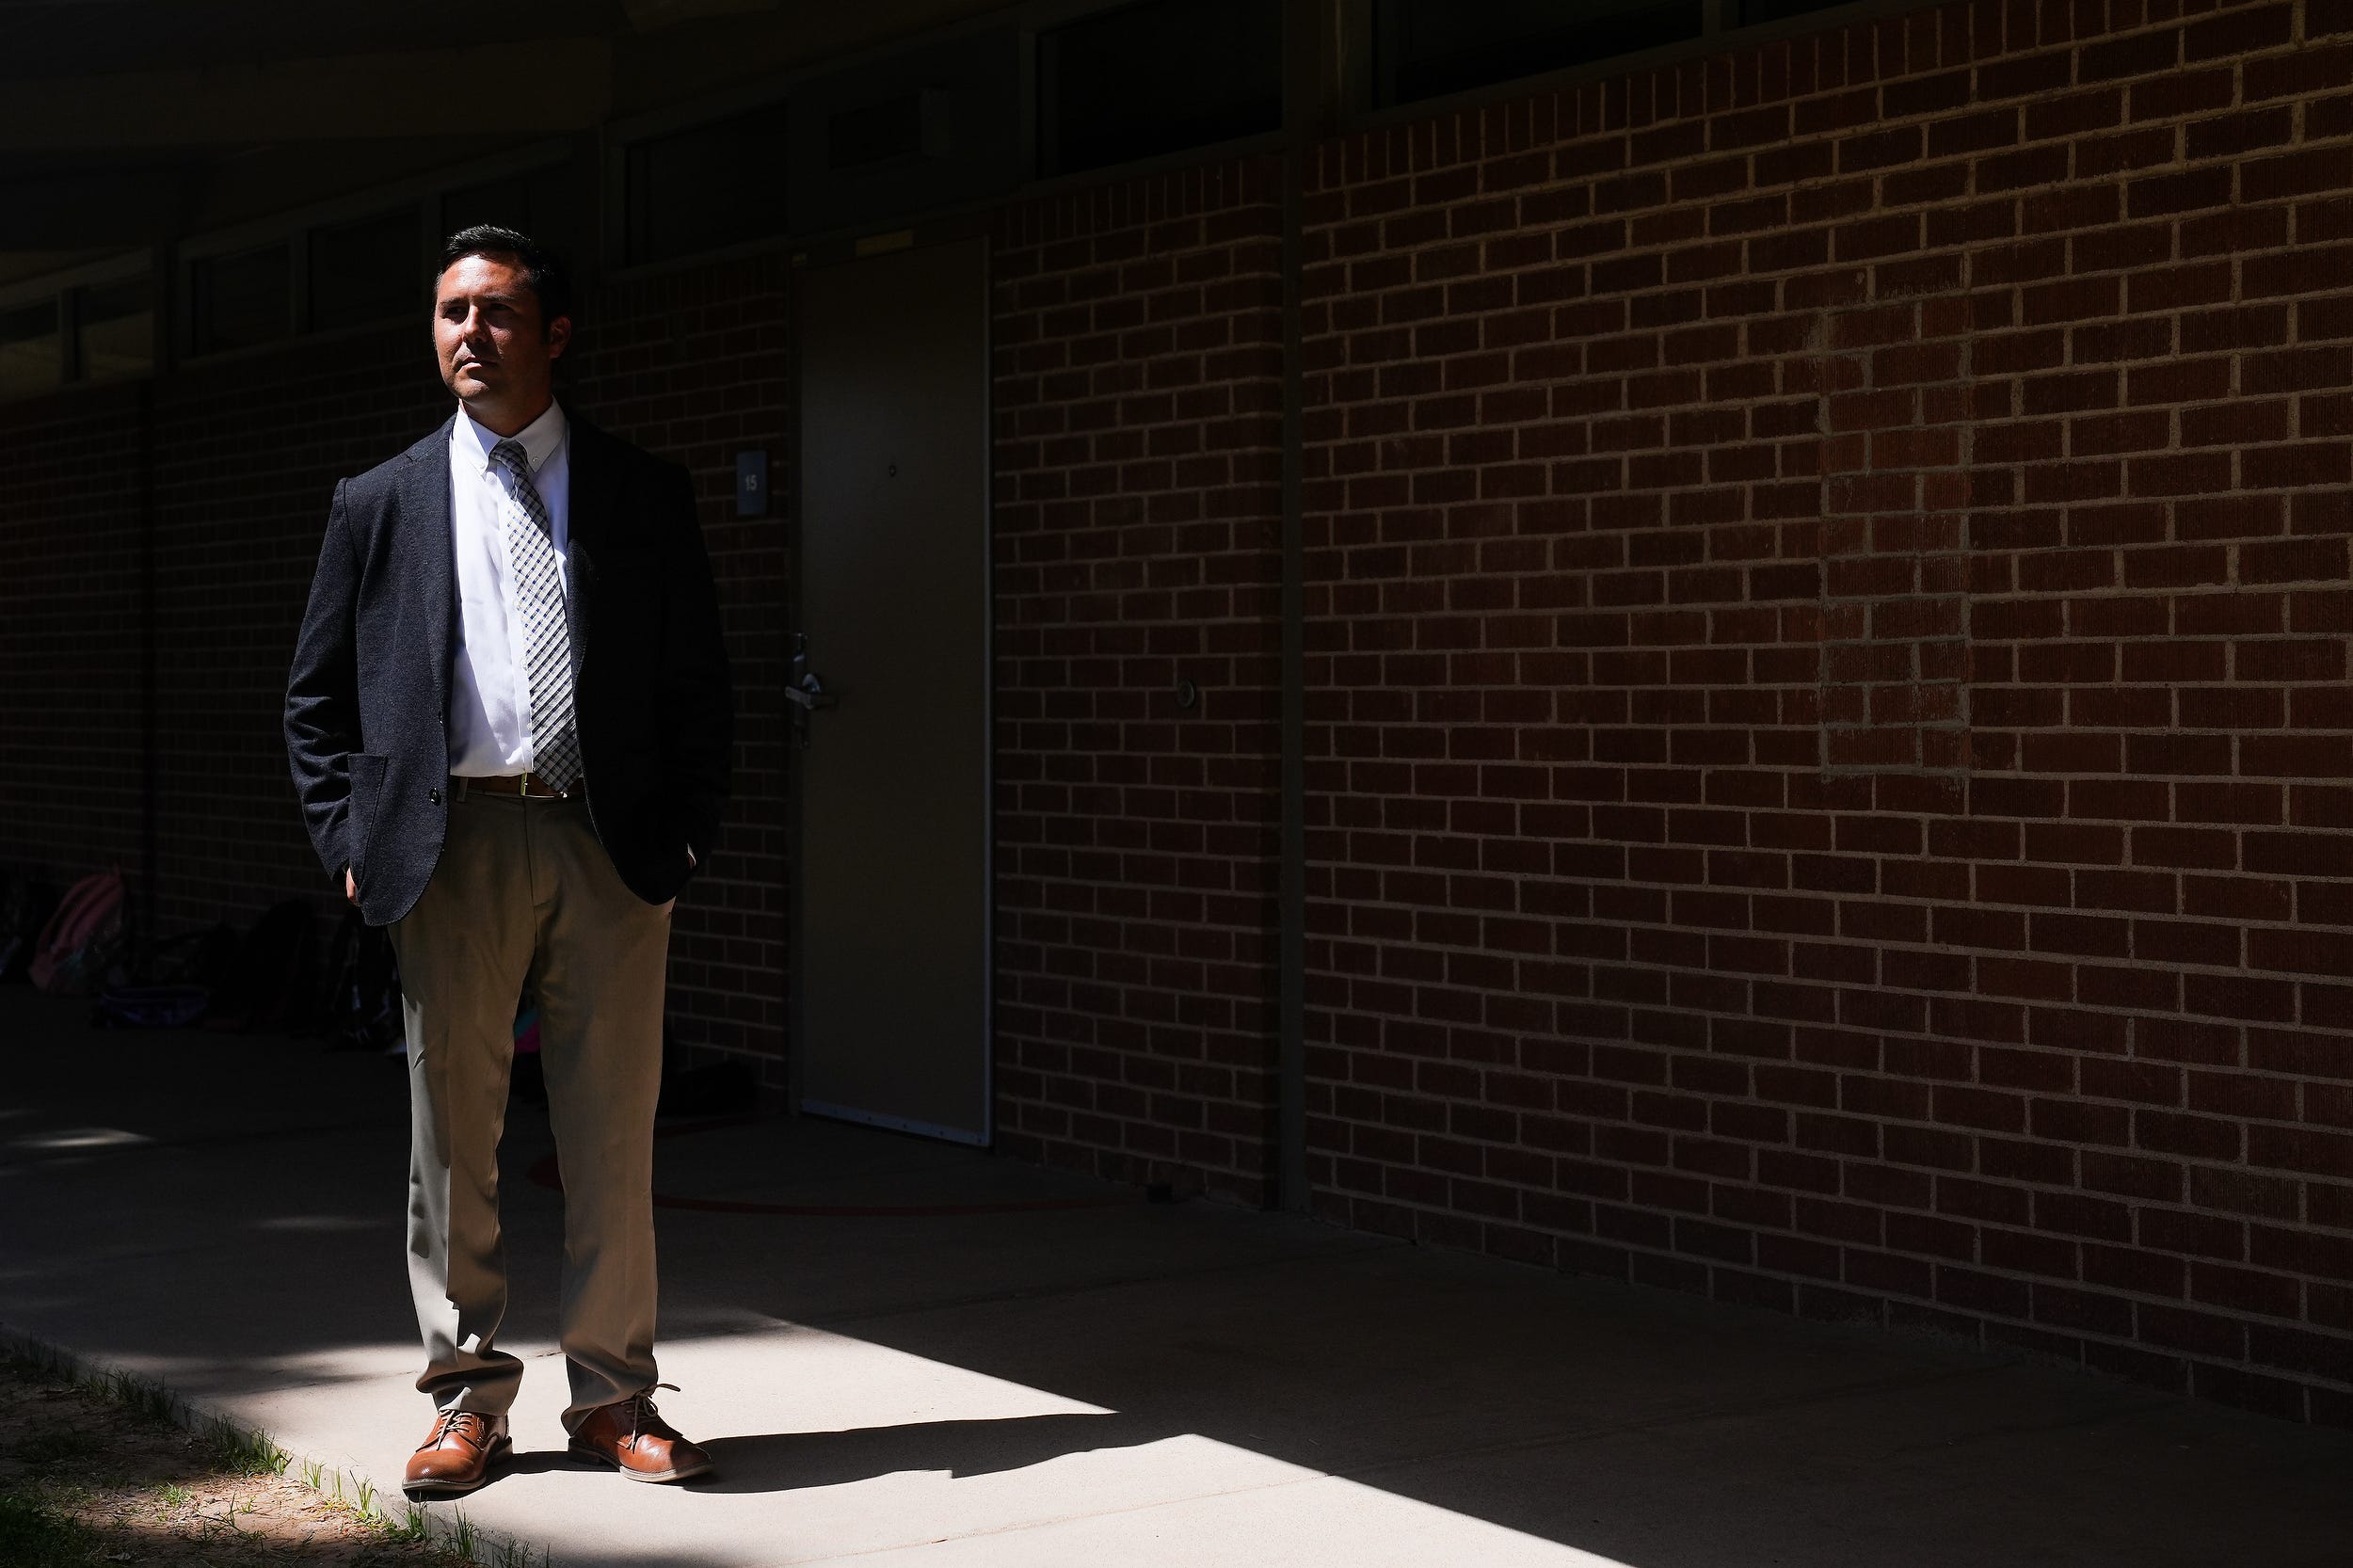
xmin=432 ymin=252 xmax=569 ymax=413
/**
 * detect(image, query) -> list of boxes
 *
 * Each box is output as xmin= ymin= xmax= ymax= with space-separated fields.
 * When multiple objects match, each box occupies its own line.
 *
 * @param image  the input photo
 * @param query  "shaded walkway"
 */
xmin=3 ymin=987 xmax=2346 ymax=1567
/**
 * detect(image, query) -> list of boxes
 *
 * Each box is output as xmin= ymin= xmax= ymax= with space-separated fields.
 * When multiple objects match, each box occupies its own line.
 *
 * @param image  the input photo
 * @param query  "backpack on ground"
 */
xmin=0 ymin=873 xmax=60 ymax=983
xmin=315 ymin=905 xmax=404 ymax=1053
xmin=29 ymin=870 xmax=127 ymax=998
xmin=92 ymin=984 xmax=213 ymax=1029
xmin=657 ymin=1054 xmax=758 ymax=1120
xmin=92 ymin=922 xmax=237 ymax=1030
xmin=145 ymin=922 xmax=237 ymax=988
xmin=204 ymin=899 xmax=316 ymax=1033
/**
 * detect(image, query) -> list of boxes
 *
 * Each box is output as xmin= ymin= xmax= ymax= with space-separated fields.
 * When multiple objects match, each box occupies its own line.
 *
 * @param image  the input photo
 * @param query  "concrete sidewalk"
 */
xmin=3 ymin=984 xmax=2347 ymax=1568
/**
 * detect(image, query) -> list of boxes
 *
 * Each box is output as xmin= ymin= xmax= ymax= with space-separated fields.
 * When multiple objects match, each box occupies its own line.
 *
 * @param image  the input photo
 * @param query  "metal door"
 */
xmin=793 ymin=235 xmax=989 ymax=1144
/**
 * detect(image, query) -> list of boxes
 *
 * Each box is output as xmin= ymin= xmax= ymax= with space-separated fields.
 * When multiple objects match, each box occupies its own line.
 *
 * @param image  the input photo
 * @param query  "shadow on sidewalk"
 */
xmin=7 ymin=987 xmax=2353 ymax=1568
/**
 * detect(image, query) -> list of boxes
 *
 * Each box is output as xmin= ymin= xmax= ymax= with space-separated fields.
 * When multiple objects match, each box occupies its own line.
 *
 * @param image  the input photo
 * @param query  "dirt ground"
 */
xmin=0 ymin=1352 xmax=482 ymax=1568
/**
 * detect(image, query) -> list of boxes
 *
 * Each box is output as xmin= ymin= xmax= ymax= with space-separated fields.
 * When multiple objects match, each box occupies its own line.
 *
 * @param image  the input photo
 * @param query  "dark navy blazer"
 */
xmin=283 ymin=412 xmax=733 ymax=925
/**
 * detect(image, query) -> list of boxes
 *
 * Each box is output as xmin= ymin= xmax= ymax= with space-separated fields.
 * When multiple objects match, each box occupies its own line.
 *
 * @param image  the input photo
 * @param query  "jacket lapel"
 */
xmin=397 ymin=416 xmax=458 ymax=727
xmin=560 ymin=412 xmax=599 ymax=683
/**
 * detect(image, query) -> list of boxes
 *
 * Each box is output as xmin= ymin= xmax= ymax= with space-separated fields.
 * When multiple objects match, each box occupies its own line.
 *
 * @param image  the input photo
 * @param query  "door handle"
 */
xmin=789 ymin=632 xmax=837 ymax=743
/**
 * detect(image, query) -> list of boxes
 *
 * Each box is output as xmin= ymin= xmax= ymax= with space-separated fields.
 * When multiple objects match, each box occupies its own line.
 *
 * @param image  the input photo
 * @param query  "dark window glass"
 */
xmin=625 ymin=102 xmax=790 ymax=265
xmin=440 ymin=164 xmax=586 ymax=293
xmin=312 ymin=208 xmax=423 ymax=331
xmin=0 ymin=299 xmax=61 ymax=398
xmin=78 ymin=276 xmax=153 ymax=380
xmin=442 ymin=174 xmax=537 ymax=239
xmin=828 ymin=88 xmax=951 ymax=171
xmin=1373 ymin=0 xmax=1705 ymax=107
xmin=191 ymin=244 xmax=290 ymax=355
xmin=441 ymin=162 xmax=582 ymax=241
xmin=1038 ymin=0 xmax=1282 ymax=177
xmin=1737 ymin=0 xmax=1853 ymax=24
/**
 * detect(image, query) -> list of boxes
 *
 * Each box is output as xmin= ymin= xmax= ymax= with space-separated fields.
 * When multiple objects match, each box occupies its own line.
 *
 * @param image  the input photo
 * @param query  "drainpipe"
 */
xmin=138 ymin=378 xmax=158 ymax=958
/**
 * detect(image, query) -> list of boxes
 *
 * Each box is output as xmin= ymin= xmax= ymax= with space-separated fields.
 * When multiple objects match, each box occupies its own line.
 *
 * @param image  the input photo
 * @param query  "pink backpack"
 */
xmin=30 ymin=870 xmax=127 ymax=997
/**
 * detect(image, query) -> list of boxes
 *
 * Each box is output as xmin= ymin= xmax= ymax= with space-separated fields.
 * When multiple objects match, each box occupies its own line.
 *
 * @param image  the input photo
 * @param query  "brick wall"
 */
xmin=1300 ymin=0 xmax=2353 ymax=1421
xmin=0 ymin=385 xmax=148 ymax=908
xmin=150 ymin=326 xmax=447 ymax=929
xmin=0 ymin=257 xmax=789 ymax=1068
xmin=570 ymin=253 xmax=794 ymax=1067
xmin=8 ymin=0 xmax=2353 ymax=1427
xmin=991 ymin=160 xmax=1289 ymax=1203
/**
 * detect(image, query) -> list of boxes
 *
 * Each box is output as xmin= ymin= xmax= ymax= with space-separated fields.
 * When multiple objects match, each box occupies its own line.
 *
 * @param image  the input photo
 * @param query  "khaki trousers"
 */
xmin=385 ymin=784 xmax=672 ymax=1431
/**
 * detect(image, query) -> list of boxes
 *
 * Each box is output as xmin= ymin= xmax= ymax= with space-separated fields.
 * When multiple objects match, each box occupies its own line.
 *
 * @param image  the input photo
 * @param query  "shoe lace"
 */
xmin=431 ymin=1409 xmax=490 ymax=1446
xmin=619 ymin=1383 xmax=682 ymax=1443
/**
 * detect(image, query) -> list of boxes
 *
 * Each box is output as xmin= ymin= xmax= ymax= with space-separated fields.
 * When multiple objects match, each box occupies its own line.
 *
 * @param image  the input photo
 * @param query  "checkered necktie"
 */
xmin=488 ymin=438 xmax=582 ymax=792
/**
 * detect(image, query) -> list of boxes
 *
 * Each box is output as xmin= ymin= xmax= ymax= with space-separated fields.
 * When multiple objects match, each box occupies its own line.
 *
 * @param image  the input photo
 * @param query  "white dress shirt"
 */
xmin=446 ymin=400 xmax=570 ymax=777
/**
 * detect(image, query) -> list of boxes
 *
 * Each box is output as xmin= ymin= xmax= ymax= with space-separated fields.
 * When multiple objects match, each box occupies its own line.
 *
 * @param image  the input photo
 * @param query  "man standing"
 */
xmin=284 ymin=227 xmax=732 ymax=1494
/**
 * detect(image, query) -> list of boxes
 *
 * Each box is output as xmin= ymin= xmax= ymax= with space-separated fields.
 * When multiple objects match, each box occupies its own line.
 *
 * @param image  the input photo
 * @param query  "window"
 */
xmin=1371 ymin=0 xmax=1705 ymax=108
xmin=1037 ymin=0 xmax=1282 ymax=177
xmin=190 ymin=243 xmax=290 ymax=356
xmin=77 ymin=277 xmax=153 ymax=381
xmin=310 ymin=208 xmax=423 ymax=331
xmin=442 ymin=174 xmax=537 ymax=239
xmin=827 ymin=88 xmax=951 ymax=171
xmin=1736 ymin=0 xmax=1853 ymax=23
xmin=440 ymin=162 xmax=577 ymax=245
xmin=624 ymin=102 xmax=790 ymax=265
xmin=785 ymin=30 xmax=1022 ymax=236
xmin=0 ymin=300 xmax=61 ymax=398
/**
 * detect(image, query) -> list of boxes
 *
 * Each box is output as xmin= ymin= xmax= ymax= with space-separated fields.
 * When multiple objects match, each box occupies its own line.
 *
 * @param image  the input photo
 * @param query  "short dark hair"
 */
xmin=437 ymin=225 xmax=574 ymax=328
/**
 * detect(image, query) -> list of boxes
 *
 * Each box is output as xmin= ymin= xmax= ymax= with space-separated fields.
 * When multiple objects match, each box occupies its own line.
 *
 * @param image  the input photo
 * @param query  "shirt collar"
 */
xmin=453 ymin=399 xmax=567 ymax=476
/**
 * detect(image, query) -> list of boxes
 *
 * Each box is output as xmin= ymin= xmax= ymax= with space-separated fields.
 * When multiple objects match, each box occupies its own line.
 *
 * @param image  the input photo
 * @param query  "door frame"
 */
xmin=785 ymin=222 xmax=995 ymax=1147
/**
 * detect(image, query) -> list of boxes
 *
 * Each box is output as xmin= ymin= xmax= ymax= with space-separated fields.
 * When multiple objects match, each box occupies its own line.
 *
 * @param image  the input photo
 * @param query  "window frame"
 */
xmin=9 ymin=0 xmax=1955 ymax=398
xmin=1341 ymin=0 xmax=1942 ymax=129
xmin=602 ymin=81 xmax=797 ymax=283
xmin=1032 ymin=0 xmax=1288 ymax=180
xmin=304 ymin=203 xmax=431 ymax=337
xmin=0 ymin=250 xmax=163 ymax=405
xmin=171 ymin=140 xmax=575 ymax=369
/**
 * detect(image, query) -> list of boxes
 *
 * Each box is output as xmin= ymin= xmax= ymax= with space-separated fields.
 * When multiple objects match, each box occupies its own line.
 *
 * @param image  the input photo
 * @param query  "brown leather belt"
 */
xmin=451 ymin=771 xmax=582 ymax=800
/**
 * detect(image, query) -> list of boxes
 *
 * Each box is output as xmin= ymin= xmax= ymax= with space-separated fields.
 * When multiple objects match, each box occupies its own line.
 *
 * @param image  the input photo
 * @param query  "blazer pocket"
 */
xmin=347 ymin=753 xmax=391 ymax=877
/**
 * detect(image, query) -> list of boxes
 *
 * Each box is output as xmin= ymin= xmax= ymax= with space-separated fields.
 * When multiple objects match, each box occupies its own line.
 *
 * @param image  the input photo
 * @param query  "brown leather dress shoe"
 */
xmin=404 ymin=1409 xmax=510 ymax=1495
xmin=568 ymin=1385 xmax=713 ymax=1482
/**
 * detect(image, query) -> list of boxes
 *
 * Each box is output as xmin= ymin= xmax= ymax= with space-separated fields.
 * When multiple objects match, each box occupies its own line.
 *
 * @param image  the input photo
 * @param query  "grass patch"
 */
xmin=0 ymin=1345 xmax=481 ymax=1565
xmin=4 ymin=1428 xmax=106 ymax=1473
xmin=203 ymin=1412 xmax=292 ymax=1478
xmin=0 ymin=1487 xmax=104 ymax=1567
